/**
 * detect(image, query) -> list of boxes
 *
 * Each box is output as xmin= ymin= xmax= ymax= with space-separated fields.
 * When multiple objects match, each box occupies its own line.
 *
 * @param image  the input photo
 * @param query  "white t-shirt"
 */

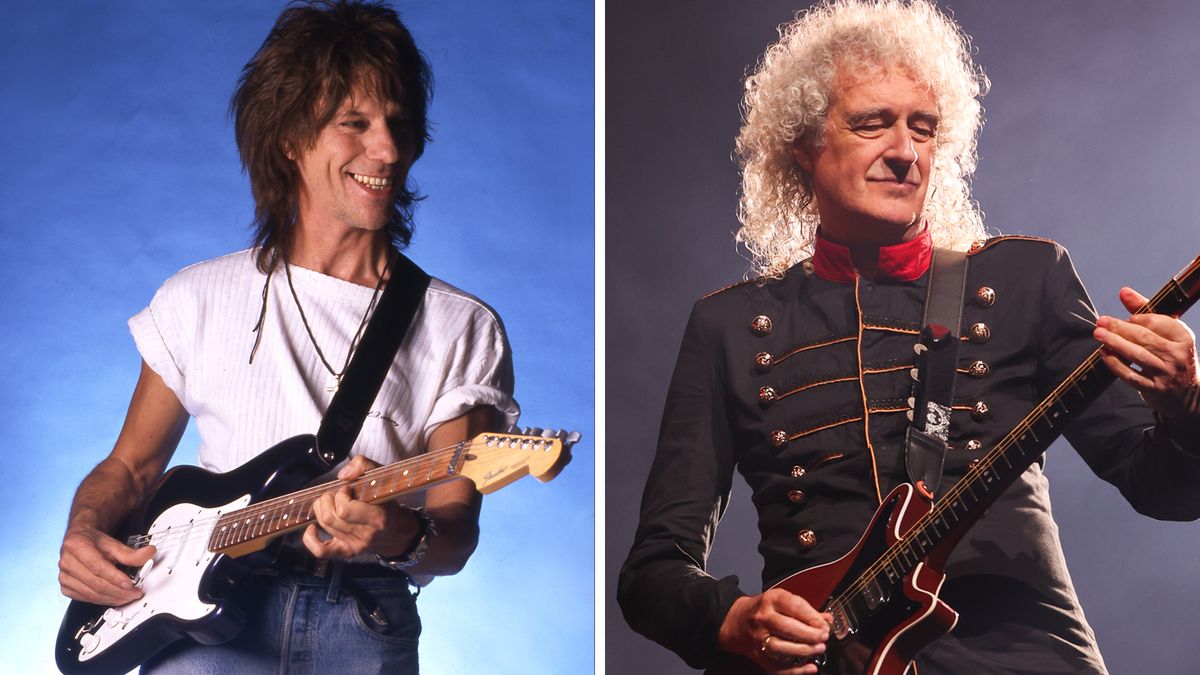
xmin=129 ymin=249 xmax=520 ymax=475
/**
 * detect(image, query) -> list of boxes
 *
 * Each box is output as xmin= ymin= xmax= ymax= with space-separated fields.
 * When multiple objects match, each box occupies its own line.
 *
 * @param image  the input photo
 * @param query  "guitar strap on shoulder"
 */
xmin=905 ymin=247 xmax=969 ymax=499
xmin=315 ymin=251 xmax=431 ymax=466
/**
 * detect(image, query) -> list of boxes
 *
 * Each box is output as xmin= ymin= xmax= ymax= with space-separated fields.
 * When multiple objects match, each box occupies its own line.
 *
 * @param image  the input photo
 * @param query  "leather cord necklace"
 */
xmin=283 ymin=251 xmax=391 ymax=393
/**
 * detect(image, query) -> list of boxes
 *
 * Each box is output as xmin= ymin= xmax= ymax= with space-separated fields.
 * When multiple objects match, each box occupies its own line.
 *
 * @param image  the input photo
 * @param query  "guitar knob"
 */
xmin=79 ymin=632 xmax=100 ymax=655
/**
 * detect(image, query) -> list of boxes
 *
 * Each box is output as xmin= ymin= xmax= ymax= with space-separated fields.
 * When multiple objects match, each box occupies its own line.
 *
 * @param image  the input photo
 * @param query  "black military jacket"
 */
xmin=618 ymin=236 xmax=1200 ymax=673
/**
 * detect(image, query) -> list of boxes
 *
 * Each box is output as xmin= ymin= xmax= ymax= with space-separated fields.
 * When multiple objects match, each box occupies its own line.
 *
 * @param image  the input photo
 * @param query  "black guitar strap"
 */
xmin=905 ymin=247 xmax=969 ymax=498
xmin=314 ymin=251 xmax=431 ymax=466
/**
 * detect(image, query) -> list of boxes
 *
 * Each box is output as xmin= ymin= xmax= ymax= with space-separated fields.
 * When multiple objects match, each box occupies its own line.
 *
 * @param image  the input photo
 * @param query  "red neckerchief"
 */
xmin=811 ymin=228 xmax=932 ymax=282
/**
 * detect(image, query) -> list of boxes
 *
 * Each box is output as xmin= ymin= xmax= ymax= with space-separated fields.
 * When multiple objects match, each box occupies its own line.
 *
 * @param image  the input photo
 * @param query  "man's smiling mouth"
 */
xmin=349 ymin=172 xmax=393 ymax=191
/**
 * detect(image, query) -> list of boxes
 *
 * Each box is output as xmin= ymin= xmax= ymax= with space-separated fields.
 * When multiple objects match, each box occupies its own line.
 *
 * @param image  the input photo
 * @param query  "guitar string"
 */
xmin=832 ymin=345 xmax=1108 ymax=614
xmin=827 ymin=281 xmax=1177 ymax=620
xmin=127 ymin=436 xmax=558 ymax=555
xmin=126 ymin=439 xmax=535 ymax=554
xmin=125 ymin=438 xmax=517 ymax=551
xmin=125 ymin=443 xmax=466 ymax=552
xmin=206 ymin=434 xmax=559 ymax=534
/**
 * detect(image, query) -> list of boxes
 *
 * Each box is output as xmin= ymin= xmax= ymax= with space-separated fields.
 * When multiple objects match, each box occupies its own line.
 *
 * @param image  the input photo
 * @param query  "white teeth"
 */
xmin=350 ymin=173 xmax=393 ymax=191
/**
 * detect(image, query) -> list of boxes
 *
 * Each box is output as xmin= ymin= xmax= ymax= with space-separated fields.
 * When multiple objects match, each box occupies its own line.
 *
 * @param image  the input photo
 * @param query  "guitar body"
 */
xmin=55 ymin=426 xmax=577 ymax=675
xmin=710 ymin=484 xmax=958 ymax=675
xmin=701 ymin=255 xmax=1200 ymax=675
xmin=56 ymin=434 xmax=328 ymax=675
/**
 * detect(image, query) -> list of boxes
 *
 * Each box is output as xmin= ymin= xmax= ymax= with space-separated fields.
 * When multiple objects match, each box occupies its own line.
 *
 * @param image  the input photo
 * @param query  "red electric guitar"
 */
xmin=711 ymin=253 xmax=1200 ymax=675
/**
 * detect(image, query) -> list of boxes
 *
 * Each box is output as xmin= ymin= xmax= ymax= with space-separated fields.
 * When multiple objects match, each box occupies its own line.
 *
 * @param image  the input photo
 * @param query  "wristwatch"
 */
xmin=375 ymin=507 xmax=437 ymax=570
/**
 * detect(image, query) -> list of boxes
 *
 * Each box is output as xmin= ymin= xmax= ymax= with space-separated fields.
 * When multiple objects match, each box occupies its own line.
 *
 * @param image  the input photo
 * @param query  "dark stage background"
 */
xmin=607 ymin=1 xmax=1200 ymax=673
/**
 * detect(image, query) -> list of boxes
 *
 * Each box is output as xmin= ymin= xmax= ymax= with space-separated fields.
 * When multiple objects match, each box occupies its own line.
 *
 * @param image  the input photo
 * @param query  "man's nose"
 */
xmin=366 ymin=126 xmax=400 ymax=165
xmin=882 ymin=128 xmax=918 ymax=180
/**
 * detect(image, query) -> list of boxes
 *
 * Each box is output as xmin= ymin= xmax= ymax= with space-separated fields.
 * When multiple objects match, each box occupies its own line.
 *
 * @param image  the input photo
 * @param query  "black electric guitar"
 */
xmin=55 ymin=427 xmax=578 ymax=675
xmin=711 ymin=253 xmax=1200 ymax=675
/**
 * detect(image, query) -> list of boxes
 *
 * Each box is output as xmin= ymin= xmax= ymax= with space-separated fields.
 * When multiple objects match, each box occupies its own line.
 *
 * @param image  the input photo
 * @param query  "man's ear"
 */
xmin=789 ymin=141 xmax=814 ymax=173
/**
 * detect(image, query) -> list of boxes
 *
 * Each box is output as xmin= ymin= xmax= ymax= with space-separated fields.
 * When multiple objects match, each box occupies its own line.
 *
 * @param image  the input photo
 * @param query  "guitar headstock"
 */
xmin=458 ymin=427 xmax=579 ymax=494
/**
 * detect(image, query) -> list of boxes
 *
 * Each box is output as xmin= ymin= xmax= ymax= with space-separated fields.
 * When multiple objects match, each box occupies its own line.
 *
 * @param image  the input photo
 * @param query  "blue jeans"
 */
xmin=142 ymin=563 xmax=421 ymax=674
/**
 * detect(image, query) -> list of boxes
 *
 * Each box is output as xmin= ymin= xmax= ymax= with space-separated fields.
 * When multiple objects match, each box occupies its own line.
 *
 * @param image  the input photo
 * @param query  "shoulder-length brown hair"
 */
xmin=230 ymin=0 xmax=433 ymax=273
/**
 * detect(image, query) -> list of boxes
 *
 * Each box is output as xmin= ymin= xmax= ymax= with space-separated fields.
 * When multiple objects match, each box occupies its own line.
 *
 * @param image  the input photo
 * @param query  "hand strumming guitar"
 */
xmin=718 ymin=588 xmax=833 ymax=674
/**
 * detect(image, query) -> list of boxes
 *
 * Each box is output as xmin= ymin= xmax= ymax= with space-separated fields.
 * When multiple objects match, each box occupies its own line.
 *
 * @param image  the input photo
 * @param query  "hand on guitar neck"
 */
xmin=1095 ymin=286 xmax=1200 ymax=422
xmin=717 ymin=589 xmax=834 ymax=674
xmin=301 ymin=454 xmax=429 ymax=559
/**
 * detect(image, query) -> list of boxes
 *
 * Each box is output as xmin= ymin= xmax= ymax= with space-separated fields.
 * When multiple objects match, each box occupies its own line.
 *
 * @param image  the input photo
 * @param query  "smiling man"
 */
xmin=57 ymin=2 xmax=516 ymax=673
xmin=618 ymin=1 xmax=1200 ymax=674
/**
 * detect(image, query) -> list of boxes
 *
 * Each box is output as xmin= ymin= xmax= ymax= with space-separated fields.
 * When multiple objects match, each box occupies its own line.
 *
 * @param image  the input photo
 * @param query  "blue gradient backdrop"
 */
xmin=0 ymin=2 xmax=593 ymax=673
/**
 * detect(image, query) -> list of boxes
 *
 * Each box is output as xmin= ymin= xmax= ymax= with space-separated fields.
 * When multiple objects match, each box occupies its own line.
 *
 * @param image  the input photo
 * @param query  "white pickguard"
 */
xmin=77 ymin=494 xmax=251 ymax=662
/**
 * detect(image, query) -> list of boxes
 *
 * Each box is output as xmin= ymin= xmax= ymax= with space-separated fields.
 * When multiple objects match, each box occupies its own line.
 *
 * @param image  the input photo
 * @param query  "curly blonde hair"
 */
xmin=735 ymin=0 xmax=991 ymax=278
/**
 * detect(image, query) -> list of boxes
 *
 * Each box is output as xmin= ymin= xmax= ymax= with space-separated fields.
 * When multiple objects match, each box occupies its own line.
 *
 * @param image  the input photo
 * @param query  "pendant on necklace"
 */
xmin=326 ymin=378 xmax=341 ymax=394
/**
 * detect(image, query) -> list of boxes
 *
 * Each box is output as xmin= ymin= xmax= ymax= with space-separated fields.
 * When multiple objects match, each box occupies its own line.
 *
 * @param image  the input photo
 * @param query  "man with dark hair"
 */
xmin=57 ymin=2 xmax=515 ymax=672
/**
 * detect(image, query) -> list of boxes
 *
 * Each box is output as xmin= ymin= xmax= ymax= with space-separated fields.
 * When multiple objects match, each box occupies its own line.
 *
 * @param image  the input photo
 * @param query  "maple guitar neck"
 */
xmin=207 ymin=431 xmax=571 ymax=558
xmin=824 ymin=252 xmax=1200 ymax=635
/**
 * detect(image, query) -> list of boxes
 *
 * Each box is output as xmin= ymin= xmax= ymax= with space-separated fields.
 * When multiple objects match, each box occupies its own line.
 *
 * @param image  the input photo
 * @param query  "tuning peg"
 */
xmin=524 ymin=426 xmax=544 ymax=436
xmin=505 ymin=424 xmax=521 ymax=434
xmin=564 ymin=431 xmax=581 ymax=446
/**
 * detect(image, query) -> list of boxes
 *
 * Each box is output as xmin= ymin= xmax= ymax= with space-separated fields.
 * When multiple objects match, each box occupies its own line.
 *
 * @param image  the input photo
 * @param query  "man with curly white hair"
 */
xmin=619 ymin=1 xmax=1200 ymax=674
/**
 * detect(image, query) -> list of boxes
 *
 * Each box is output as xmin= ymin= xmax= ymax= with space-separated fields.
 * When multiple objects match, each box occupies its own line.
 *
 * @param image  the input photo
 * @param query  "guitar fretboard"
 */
xmin=827 ymin=252 xmax=1200 ymax=636
xmin=207 ymin=440 xmax=470 ymax=554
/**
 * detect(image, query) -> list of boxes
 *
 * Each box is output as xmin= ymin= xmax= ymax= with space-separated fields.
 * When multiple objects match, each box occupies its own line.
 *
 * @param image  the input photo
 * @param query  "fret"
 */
xmin=1055 ymin=394 xmax=1072 ymax=413
xmin=282 ymin=498 xmax=297 ymax=528
xmin=251 ymin=511 xmax=268 ymax=539
xmin=271 ymin=501 xmax=286 ymax=532
xmin=911 ymin=535 xmax=928 ymax=557
xmin=996 ymin=449 xmax=1013 ymax=469
xmin=964 ymin=480 xmax=980 ymax=501
xmin=926 ymin=519 xmax=941 ymax=538
xmin=296 ymin=497 xmax=308 ymax=525
xmin=936 ymin=511 xmax=952 ymax=530
xmin=883 ymin=562 xmax=898 ymax=584
xmin=1047 ymin=399 xmax=1068 ymax=425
